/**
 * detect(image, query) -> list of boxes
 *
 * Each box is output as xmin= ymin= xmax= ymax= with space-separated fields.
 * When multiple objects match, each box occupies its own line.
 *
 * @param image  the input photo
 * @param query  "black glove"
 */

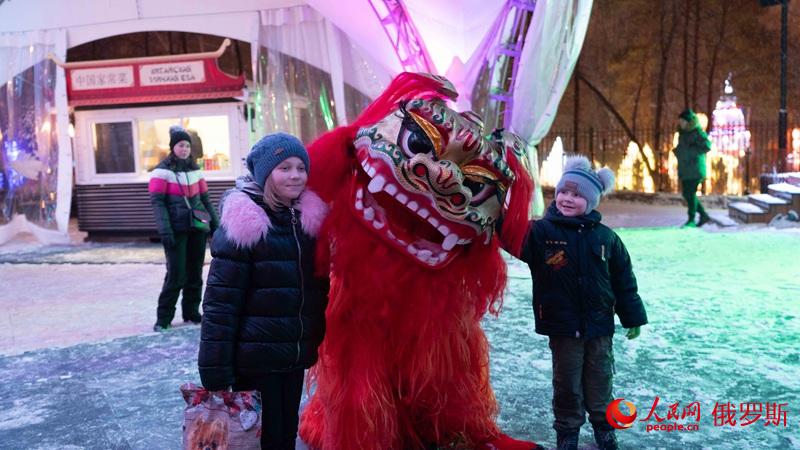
xmin=160 ymin=233 xmax=176 ymax=249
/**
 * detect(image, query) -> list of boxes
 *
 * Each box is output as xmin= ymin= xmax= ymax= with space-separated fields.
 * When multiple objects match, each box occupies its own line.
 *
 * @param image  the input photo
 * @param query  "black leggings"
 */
xmin=680 ymin=179 xmax=707 ymax=221
xmin=235 ymin=370 xmax=305 ymax=450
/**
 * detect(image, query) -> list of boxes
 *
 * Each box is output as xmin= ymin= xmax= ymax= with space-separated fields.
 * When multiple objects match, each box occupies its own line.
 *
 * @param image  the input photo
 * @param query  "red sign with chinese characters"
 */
xmin=65 ymin=57 xmax=244 ymax=107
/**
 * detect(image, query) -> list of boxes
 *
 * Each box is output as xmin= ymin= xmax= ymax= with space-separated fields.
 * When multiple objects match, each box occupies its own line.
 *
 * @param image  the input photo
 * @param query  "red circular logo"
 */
xmin=606 ymin=398 xmax=637 ymax=429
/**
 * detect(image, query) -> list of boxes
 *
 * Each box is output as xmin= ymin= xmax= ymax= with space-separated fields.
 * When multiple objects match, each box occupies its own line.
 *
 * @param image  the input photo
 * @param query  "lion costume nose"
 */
xmin=405 ymin=155 xmax=465 ymax=195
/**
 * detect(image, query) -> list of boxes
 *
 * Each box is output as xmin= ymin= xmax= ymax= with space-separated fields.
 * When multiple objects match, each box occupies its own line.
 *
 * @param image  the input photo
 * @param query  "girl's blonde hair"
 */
xmin=262 ymin=174 xmax=304 ymax=211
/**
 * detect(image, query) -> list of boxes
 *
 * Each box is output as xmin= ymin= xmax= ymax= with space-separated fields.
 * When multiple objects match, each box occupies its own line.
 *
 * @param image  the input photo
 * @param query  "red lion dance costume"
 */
xmin=300 ymin=73 xmax=542 ymax=450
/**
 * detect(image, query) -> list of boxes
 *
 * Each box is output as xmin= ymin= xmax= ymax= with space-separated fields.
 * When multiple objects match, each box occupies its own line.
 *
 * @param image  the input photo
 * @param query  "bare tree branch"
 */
xmin=632 ymin=50 xmax=648 ymax=131
xmin=577 ymin=72 xmax=657 ymax=179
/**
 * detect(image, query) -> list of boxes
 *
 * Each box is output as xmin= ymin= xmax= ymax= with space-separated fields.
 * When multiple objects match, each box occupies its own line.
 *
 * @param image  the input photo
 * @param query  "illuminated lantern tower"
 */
xmin=708 ymin=74 xmax=750 ymax=194
xmin=709 ymin=74 xmax=749 ymax=157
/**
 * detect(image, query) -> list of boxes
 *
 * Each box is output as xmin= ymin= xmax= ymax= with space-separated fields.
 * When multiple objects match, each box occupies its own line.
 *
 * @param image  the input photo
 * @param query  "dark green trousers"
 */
xmin=549 ymin=335 xmax=615 ymax=434
xmin=156 ymin=230 xmax=207 ymax=326
xmin=681 ymin=178 xmax=708 ymax=221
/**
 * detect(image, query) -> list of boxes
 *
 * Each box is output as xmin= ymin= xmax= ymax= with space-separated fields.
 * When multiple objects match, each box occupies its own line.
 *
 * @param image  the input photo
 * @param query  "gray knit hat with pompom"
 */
xmin=556 ymin=155 xmax=615 ymax=214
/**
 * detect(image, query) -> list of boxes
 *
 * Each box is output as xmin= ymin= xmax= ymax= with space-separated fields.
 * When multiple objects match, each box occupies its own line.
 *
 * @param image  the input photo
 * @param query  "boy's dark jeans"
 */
xmin=549 ymin=335 xmax=615 ymax=434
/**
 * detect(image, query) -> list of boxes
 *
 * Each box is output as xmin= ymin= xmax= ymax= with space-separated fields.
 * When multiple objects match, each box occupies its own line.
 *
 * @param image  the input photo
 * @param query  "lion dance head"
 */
xmin=311 ymin=72 xmax=533 ymax=266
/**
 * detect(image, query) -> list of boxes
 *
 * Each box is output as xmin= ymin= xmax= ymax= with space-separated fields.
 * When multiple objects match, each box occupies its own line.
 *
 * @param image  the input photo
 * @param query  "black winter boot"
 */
xmin=593 ymin=428 xmax=618 ymax=450
xmin=697 ymin=213 xmax=711 ymax=227
xmin=556 ymin=432 xmax=578 ymax=450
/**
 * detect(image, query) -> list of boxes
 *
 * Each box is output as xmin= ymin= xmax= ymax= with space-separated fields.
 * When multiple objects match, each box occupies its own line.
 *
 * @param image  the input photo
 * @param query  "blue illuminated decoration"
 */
xmin=4 ymin=140 xmax=26 ymax=190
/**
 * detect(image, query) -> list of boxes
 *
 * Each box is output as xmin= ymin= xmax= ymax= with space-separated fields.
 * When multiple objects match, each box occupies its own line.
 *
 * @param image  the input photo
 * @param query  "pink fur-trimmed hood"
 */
xmin=220 ymin=190 xmax=328 ymax=248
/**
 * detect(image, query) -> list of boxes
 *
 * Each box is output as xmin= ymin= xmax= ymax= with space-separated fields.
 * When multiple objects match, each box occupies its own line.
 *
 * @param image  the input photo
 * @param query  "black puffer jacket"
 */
xmin=520 ymin=202 xmax=648 ymax=339
xmin=198 ymin=187 xmax=329 ymax=390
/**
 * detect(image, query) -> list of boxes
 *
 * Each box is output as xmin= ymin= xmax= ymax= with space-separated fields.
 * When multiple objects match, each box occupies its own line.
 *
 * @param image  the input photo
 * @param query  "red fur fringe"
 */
xmin=308 ymin=127 xmax=357 ymax=203
xmin=300 ymin=179 xmax=505 ymax=450
xmin=500 ymin=152 xmax=534 ymax=259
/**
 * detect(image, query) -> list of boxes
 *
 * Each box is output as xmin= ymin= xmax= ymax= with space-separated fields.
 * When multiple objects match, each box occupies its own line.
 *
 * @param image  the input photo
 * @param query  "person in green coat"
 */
xmin=673 ymin=108 xmax=712 ymax=227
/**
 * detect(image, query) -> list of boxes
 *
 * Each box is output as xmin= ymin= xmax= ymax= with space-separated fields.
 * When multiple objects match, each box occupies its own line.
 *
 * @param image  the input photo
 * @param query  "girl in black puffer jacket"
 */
xmin=198 ymin=133 xmax=328 ymax=450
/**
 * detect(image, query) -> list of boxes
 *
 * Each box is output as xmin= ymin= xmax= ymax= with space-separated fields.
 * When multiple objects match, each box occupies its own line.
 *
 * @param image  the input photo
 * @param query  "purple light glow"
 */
xmin=368 ymin=0 xmax=434 ymax=73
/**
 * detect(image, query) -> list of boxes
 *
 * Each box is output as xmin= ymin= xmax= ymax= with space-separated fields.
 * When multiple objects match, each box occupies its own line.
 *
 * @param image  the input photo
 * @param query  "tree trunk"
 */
xmin=691 ymin=1 xmax=700 ymax=107
xmin=706 ymin=0 xmax=731 ymax=131
xmin=683 ymin=0 xmax=690 ymax=107
xmin=654 ymin=0 xmax=680 ymax=191
xmin=573 ymin=70 xmax=580 ymax=154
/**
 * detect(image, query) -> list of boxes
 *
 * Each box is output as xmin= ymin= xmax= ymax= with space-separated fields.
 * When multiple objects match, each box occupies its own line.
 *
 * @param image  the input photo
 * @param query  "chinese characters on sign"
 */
xmin=71 ymin=66 xmax=134 ymax=90
xmin=711 ymin=401 xmax=788 ymax=427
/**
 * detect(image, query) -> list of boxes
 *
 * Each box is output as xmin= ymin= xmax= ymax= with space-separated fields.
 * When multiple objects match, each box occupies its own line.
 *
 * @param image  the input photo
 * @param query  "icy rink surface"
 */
xmin=487 ymin=227 xmax=800 ymax=449
xmin=0 ymin=217 xmax=798 ymax=448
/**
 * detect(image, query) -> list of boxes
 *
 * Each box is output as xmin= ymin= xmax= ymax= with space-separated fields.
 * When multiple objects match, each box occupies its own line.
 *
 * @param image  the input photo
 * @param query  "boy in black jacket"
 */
xmin=519 ymin=156 xmax=648 ymax=450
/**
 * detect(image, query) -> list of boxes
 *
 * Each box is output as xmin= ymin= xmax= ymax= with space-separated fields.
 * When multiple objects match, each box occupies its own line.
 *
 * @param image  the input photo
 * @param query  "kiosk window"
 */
xmin=138 ymin=116 xmax=231 ymax=173
xmin=93 ymin=122 xmax=135 ymax=174
xmin=138 ymin=118 xmax=180 ymax=172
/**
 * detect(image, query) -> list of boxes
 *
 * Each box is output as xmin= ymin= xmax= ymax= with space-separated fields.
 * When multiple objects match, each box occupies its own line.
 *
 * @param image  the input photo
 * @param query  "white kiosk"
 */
xmin=55 ymin=40 xmax=248 ymax=234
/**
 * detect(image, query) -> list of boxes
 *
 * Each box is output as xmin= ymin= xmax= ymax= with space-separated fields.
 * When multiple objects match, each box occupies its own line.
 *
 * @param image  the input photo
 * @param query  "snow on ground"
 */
xmin=0 ymin=202 xmax=798 ymax=449
xmin=0 ymin=263 xmax=209 ymax=354
xmin=489 ymin=227 xmax=800 ymax=449
xmin=0 ymin=241 xmax=211 ymax=356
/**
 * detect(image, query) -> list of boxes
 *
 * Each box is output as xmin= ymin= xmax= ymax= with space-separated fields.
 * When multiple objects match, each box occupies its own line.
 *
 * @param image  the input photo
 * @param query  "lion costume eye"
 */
xmin=398 ymin=126 xmax=435 ymax=158
xmin=463 ymin=177 xmax=496 ymax=205
xmin=397 ymin=107 xmax=442 ymax=159
xmin=462 ymin=164 xmax=506 ymax=206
